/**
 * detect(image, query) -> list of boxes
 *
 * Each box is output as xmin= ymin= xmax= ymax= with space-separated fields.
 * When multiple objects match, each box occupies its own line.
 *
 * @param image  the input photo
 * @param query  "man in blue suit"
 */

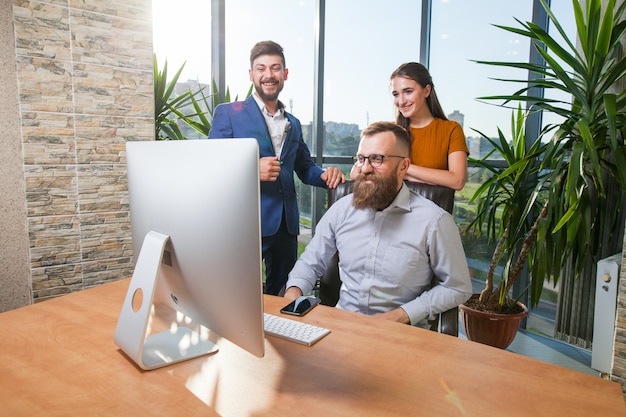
xmin=209 ymin=40 xmax=345 ymax=295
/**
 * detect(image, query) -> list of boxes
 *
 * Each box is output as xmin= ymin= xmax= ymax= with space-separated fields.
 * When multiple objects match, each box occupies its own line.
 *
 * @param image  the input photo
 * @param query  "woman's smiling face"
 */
xmin=390 ymin=76 xmax=431 ymax=120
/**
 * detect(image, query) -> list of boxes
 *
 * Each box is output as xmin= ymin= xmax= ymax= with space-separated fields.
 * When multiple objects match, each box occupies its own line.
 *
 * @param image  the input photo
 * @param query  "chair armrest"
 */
xmin=438 ymin=307 xmax=459 ymax=336
xmin=319 ymin=252 xmax=341 ymax=306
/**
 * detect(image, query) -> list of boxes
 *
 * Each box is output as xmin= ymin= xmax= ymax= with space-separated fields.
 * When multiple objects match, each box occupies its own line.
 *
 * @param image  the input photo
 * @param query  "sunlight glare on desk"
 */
xmin=177 ymin=338 xmax=286 ymax=416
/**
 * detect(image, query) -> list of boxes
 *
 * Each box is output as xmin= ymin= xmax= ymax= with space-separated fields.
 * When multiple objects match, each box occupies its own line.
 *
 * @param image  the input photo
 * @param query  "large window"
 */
xmin=152 ymin=0 xmax=212 ymax=85
xmin=323 ymin=0 xmax=422 ymax=169
xmin=224 ymin=1 xmax=315 ymax=117
xmin=152 ymin=0 xmax=213 ymax=140
xmin=315 ymin=0 xmax=425 ymax=226
xmin=324 ymin=1 xmax=421 ymax=131
xmin=431 ymin=1 xmax=533 ymax=138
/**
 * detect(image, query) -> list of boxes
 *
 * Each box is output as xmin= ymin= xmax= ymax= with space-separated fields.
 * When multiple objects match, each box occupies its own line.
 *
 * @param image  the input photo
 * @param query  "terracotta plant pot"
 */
xmin=459 ymin=294 xmax=529 ymax=349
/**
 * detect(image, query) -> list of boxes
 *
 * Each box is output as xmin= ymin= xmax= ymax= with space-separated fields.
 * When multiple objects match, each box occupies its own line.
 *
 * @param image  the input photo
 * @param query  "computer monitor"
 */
xmin=114 ymin=139 xmax=265 ymax=370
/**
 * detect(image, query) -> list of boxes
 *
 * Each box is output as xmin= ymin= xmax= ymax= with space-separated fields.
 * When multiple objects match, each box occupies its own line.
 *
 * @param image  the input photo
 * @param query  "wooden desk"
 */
xmin=1 ymin=279 xmax=624 ymax=416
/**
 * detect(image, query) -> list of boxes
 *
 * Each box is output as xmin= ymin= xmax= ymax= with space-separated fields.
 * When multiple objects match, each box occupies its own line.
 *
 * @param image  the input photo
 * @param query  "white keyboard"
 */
xmin=263 ymin=313 xmax=331 ymax=346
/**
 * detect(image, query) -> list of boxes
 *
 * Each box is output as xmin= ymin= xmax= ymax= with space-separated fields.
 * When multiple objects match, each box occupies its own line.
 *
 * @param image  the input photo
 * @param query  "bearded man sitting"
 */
xmin=283 ymin=121 xmax=472 ymax=328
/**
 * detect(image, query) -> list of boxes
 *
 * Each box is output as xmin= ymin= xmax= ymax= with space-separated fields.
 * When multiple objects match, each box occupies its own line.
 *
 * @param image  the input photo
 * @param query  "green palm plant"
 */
xmin=153 ymin=54 xmax=196 ymax=140
xmin=467 ymin=106 xmax=549 ymax=312
xmin=469 ymin=0 xmax=626 ymax=311
xmin=182 ymin=79 xmax=253 ymax=138
xmin=153 ymin=54 xmax=252 ymax=140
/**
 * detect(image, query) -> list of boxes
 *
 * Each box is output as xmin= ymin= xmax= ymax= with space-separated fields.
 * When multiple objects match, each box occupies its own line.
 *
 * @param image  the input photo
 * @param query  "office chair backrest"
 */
xmin=318 ymin=180 xmax=459 ymax=336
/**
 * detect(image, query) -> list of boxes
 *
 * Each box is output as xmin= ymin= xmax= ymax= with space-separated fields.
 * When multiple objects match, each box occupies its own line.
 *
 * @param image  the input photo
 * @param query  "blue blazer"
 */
xmin=208 ymin=96 xmax=326 ymax=237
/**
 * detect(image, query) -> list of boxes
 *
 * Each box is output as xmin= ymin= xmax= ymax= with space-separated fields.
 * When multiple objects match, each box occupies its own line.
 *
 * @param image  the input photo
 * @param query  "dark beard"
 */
xmin=352 ymin=172 xmax=400 ymax=210
xmin=254 ymin=80 xmax=282 ymax=102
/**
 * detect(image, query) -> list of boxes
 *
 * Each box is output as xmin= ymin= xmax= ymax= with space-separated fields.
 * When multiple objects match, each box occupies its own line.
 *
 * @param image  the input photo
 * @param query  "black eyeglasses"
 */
xmin=353 ymin=154 xmax=406 ymax=168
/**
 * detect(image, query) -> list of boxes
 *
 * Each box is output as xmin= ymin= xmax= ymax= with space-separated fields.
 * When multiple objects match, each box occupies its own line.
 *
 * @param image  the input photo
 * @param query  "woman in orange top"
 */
xmin=390 ymin=62 xmax=468 ymax=190
xmin=351 ymin=63 xmax=469 ymax=190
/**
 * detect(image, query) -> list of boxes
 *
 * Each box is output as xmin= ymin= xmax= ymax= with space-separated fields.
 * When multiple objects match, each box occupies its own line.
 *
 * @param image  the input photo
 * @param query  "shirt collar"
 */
xmin=252 ymin=93 xmax=286 ymax=116
xmin=388 ymin=183 xmax=412 ymax=212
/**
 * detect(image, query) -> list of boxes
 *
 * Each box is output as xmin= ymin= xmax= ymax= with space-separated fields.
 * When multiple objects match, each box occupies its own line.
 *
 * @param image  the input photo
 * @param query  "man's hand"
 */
xmin=283 ymin=286 xmax=303 ymax=300
xmin=376 ymin=308 xmax=410 ymax=324
xmin=260 ymin=156 xmax=281 ymax=181
xmin=321 ymin=166 xmax=346 ymax=188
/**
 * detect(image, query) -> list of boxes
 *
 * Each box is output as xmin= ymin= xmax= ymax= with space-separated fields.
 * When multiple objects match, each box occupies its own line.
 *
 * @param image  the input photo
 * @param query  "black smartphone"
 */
xmin=280 ymin=296 xmax=321 ymax=316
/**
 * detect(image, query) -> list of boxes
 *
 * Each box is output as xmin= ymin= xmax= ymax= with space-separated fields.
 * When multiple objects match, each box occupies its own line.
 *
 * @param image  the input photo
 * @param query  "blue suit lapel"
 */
xmin=280 ymin=113 xmax=297 ymax=160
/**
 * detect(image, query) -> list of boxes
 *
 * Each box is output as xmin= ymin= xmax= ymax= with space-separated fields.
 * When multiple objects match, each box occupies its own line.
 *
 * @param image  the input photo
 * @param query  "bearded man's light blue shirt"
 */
xmin=286 ymin=184 xmax=472 ymax=327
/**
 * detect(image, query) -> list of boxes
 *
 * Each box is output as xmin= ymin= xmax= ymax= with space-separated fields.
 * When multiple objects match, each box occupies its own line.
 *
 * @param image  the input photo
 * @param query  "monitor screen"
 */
xmin=115 ymin=139 xmax=265 ymax=370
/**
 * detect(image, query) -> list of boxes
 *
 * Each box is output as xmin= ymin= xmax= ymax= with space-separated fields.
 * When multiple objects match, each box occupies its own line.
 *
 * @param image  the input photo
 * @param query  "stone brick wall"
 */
xmin=9 ymin=0 xmax=154 ymax=302
xmin=0 ymin=0 xmax=31 ymax=311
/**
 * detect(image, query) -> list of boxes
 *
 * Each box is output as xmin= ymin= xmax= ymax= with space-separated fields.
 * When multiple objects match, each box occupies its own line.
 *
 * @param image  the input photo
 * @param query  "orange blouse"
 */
xmin=408 ymin=118 xmax=469 ymax=169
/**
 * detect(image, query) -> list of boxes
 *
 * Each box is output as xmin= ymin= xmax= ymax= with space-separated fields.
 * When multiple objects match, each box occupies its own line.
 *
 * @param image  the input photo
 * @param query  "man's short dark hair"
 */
xmin=360 ymin=122 xmax=411 ymax=155
xmin=250 ymin=40 xmax=286 ymax=68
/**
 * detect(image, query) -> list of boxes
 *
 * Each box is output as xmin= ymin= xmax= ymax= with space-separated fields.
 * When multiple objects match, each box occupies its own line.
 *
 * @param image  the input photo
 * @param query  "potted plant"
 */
xmin=460 ymin=105 xmax=546 ymax=349
xmin=460 ymin=0 xmax=626 ymax=348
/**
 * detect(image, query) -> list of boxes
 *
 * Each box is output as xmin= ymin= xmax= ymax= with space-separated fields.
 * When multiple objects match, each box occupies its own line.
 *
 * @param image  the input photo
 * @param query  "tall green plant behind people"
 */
xmin=153 ymin=54 xmax=253 ymax=140
xmin=467 ymin=106 xmax=548 ymax=312
xmin=154 ymin=54 xmax=195 ymax=140
xmin=182 ymin=79 xmax=253 ymax=138
xmin=469 ymin=0 xmax=626 ymax=310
